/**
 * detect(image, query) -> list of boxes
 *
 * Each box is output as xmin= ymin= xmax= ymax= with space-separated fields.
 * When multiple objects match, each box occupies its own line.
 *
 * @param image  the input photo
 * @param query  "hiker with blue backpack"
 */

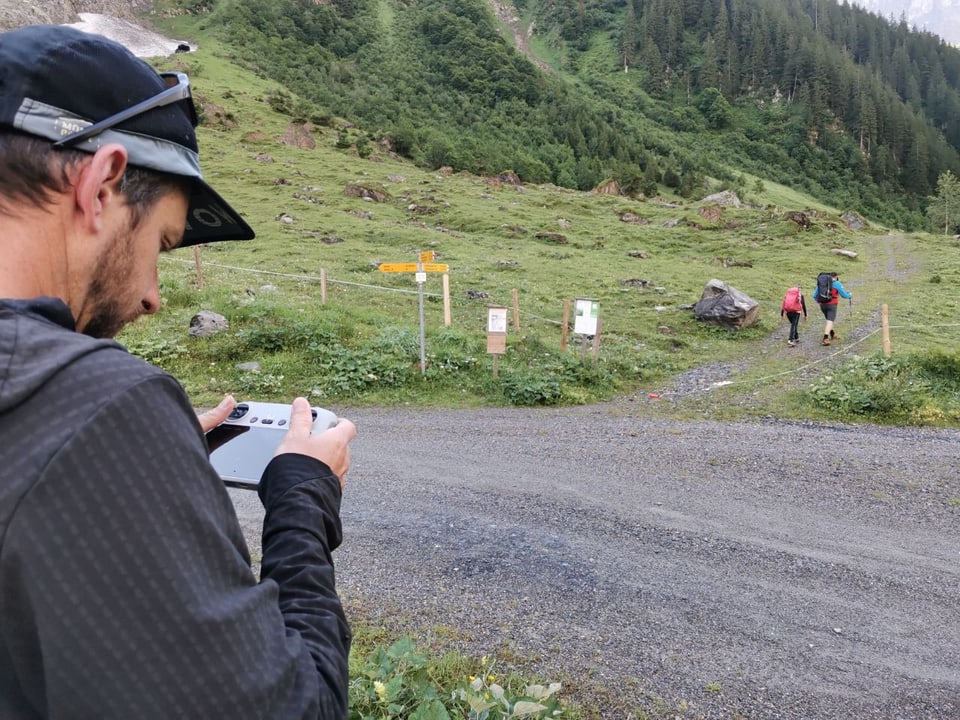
xmin=813 ymin=272 xmax=852 ymax=346
xmin=780 ymin=285 xmax=807 ymax=347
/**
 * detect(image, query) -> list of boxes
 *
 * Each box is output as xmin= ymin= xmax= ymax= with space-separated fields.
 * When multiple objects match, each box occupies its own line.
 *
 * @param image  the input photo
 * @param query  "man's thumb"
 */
xmin=286 ymin=397 xmax=314 ymax=436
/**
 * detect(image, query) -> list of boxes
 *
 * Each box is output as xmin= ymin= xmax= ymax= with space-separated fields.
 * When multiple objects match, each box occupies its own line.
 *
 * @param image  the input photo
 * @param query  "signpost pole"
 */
xmin=417 ymin=259 xmax=426 ymax=375
xmin=377 ymin=252 xmax=448 ymax=376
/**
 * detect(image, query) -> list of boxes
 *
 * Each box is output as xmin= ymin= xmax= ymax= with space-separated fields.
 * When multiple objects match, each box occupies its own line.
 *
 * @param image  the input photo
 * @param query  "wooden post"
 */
xmin=492 ymin=353 xmax=499 ymax=379
xmin=512 ymin=288 xmax=520 ymax=331
xmin=560 ymin=298 xmax=570 ymax=352
xmin=881 ymin=304 xmax=891 ymax=356
xmin=320 ymin=268 xmax=327 ymax=305
xmin=193 ymin=246 xmax=203 ymax=289
xmin=442 ymin=273 xmax=451 ymax=327
xmin=591 ymin=318 xmax=602 ymax=359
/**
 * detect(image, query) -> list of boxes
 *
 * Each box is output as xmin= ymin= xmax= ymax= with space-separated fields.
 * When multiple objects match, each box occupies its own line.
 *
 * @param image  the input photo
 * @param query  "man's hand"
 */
xmin=196 ymin=395 xmax=237 ymax=433
xmin=275 ymin=397 xmax=357 ymax=487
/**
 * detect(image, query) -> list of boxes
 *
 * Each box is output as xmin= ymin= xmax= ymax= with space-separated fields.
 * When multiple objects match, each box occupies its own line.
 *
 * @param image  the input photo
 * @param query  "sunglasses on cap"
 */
xmin=52 ymin=72 xmax=198 ymax=149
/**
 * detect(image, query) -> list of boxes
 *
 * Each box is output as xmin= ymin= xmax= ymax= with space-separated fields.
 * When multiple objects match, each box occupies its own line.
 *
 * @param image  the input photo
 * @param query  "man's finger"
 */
xmin=327 ymin=418 xmax=357 ymax=443
xmin=196 ymin=395 xmax=236 ymax=433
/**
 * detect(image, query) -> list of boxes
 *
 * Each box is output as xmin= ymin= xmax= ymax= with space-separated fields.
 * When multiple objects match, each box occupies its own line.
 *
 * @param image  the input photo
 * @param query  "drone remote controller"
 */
xmin=207 ymin=401 xmax=338 ymax=489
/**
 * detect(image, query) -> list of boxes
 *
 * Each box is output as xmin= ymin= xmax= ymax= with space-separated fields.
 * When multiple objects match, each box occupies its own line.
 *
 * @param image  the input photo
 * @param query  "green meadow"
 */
xmin=120 ymin=23 xmax=960 ymax=427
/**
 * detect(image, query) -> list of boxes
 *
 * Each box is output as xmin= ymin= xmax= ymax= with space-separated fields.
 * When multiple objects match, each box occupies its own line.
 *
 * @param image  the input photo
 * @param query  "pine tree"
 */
xmin=927 ymin=170 xmax=960 ymax=235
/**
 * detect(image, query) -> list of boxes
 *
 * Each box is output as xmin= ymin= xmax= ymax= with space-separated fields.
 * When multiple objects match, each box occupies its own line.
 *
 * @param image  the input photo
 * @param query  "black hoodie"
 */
xmin=0 ymin=298 xmax=350 ymax=719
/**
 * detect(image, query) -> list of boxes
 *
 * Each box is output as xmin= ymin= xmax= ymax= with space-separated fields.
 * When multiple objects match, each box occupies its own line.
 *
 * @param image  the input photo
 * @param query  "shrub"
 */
xmin=125 ymin=337 xmax=188 ymax=369
xmin=501 ymin=371 xmax=563 ymax=406
xmin=805 ymin=355 xmax=925 ymax=419
xmin=349 ymin=637 xmax=566 ymax=719
xmin=310 ymin=346 xmax=412 ymax=397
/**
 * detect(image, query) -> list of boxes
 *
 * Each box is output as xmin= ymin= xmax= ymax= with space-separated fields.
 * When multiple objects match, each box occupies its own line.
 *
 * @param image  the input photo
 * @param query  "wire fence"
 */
xmin=161 ymin=255 xmax=566 ymax=328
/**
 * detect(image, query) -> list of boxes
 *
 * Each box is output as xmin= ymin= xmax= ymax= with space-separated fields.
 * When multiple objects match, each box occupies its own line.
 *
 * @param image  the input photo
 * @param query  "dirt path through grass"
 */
xmin=648 ymin=232 xmax=919 ymax=413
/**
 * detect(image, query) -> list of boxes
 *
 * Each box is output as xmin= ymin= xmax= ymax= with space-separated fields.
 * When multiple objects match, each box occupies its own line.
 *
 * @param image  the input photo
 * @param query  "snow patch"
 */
xmin=64 ymin=13 xmax=187 ymax=58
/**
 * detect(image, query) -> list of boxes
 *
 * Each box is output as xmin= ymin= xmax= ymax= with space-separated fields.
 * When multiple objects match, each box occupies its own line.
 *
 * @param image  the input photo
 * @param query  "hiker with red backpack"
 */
xmin=813 ymin=272 xmax=852 ymax=346
xmin=780 ymin=286 xmax=807 ymax=347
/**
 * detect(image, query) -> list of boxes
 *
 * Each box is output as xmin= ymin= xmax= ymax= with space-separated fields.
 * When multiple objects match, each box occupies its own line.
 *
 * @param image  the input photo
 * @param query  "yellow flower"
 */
xmin=374 ymin=680 xmax=387 ymax=701
xmin=469 ymin=675 xmax=476 ymax=681
xmin=487 ymin=674 xmax=496 ymax=682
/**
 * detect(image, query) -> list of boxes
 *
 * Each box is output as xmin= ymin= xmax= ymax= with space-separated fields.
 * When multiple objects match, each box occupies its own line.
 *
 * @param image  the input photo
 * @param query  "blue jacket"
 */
xmin=814 ymin=279 xmax=851 ymax=305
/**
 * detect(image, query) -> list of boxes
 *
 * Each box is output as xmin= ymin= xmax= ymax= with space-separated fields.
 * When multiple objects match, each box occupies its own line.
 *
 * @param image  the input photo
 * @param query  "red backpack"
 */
xmin=782 ymin=287 xmax=803 ymax=313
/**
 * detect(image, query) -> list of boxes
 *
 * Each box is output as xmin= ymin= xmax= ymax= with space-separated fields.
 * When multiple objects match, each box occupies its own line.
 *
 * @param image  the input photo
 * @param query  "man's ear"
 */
xmin=73 ymin=144 xmax=129 ymax=234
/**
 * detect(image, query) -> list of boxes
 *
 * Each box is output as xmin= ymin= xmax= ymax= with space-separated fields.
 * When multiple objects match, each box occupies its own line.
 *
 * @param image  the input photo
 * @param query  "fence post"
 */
xmin=320 ymin=268 xmax=327 ymax=304
xmin=443 ymin=273 xmax=451 ymax=327
xmin=561 ymin=298 xmax=570 ymax=352
xmin=512 ymin=288 xmax=520 ymax=331
xmin=881 ymin=304 xmax=891 ymax=356
xmin=193 ymin=246 xmax=203 ymax=289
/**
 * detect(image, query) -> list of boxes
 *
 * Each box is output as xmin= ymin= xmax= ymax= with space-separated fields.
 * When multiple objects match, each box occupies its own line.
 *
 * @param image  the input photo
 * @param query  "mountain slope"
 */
xmin=6 ymin=0 xmax=960 ymax=232
xmin=168 ymin=0 xmax=960 ymax=231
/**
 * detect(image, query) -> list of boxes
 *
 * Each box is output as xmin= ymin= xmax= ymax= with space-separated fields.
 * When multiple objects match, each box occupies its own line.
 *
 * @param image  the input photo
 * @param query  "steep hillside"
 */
xmin=148 ymin=0 xmax=960 ymax=232
xmin=8 ymin=0 xmax=960 ymax=231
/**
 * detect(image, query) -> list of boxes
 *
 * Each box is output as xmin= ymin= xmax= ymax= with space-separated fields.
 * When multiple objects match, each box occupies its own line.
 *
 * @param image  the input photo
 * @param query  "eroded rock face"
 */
xmin=0 ymin=0 xmax=152 ymax=30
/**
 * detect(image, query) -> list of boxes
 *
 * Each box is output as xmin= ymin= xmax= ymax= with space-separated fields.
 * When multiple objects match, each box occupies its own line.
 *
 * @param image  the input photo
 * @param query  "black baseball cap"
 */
xmin=0 ymin=24 xmax=254 ymax=247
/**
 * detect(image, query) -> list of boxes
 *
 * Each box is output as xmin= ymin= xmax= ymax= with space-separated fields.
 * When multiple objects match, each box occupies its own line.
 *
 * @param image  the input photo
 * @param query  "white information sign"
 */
xmin=573 ymin=298 xmax=599 ymax=335
xmin=487 ymin=306 xmax=508 ymax=333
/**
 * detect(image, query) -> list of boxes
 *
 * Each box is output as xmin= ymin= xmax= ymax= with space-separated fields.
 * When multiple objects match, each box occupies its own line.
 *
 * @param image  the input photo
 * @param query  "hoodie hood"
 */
xmin=0 ymin=298 xmax=121 ymax=413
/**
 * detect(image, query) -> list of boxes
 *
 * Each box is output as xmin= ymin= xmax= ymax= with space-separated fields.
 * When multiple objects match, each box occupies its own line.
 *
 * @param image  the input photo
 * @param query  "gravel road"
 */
xmin=229 ymin=403 xmax=960 ymax=719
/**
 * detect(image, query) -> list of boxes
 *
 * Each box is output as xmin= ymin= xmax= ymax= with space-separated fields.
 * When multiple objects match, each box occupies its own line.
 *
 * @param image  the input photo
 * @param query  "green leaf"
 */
xmin=408 ymin=698 xmax=452 ymax=720
xmin=512 ymin=700 xmax=549 ymax=717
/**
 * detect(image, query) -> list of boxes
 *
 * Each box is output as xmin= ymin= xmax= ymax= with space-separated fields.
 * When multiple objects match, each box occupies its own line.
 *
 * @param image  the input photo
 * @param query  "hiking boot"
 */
xmin=821 ymin=337 xmax=831 ymax=346
xmin=830 ymin=330 xmax=837 ymax=340
xmin=787 ymin=340 xmax=797 ymax=347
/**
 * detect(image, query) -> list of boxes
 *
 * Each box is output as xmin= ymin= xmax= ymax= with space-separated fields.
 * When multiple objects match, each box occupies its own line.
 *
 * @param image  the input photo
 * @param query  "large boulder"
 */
xmin=702 ymin=190 xmax=743 ymax=207
xmin=189 ymin=310 xmax=228 ymax=338
xmin=694 ymin=279 xmax=760 ymax=330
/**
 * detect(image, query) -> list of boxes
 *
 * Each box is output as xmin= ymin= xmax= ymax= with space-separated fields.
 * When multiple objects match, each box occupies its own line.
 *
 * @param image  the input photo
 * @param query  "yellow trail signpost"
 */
xmin=378 ymin=253 xmax=450 ymax=375
xmin=378 ymin=262 xmax=449 ymax=273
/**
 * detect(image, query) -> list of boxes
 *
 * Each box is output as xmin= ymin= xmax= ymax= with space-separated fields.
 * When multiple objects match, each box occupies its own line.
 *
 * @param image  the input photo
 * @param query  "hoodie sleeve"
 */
xmin=1 ymin=375 xmax=349 ymax=720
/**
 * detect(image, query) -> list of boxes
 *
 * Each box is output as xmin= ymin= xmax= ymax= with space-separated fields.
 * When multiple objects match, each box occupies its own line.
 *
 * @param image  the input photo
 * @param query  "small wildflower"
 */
xmin=469 ymin=675 xmax=476 ymax=681
xmin=373 ymin=680 xmax=386 ymax=701
xmin=487 ymin=674 xmax=496 ymax=682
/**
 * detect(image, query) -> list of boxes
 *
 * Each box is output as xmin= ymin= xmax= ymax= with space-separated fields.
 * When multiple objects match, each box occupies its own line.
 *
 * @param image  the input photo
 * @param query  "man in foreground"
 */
xmin=0 ymin=25 xmax=356 ymax=718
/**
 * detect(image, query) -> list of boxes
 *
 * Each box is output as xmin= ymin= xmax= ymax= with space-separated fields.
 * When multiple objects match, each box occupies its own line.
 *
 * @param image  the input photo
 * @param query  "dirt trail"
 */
xmin=651 ymin=232 xmax=917 ymax=407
